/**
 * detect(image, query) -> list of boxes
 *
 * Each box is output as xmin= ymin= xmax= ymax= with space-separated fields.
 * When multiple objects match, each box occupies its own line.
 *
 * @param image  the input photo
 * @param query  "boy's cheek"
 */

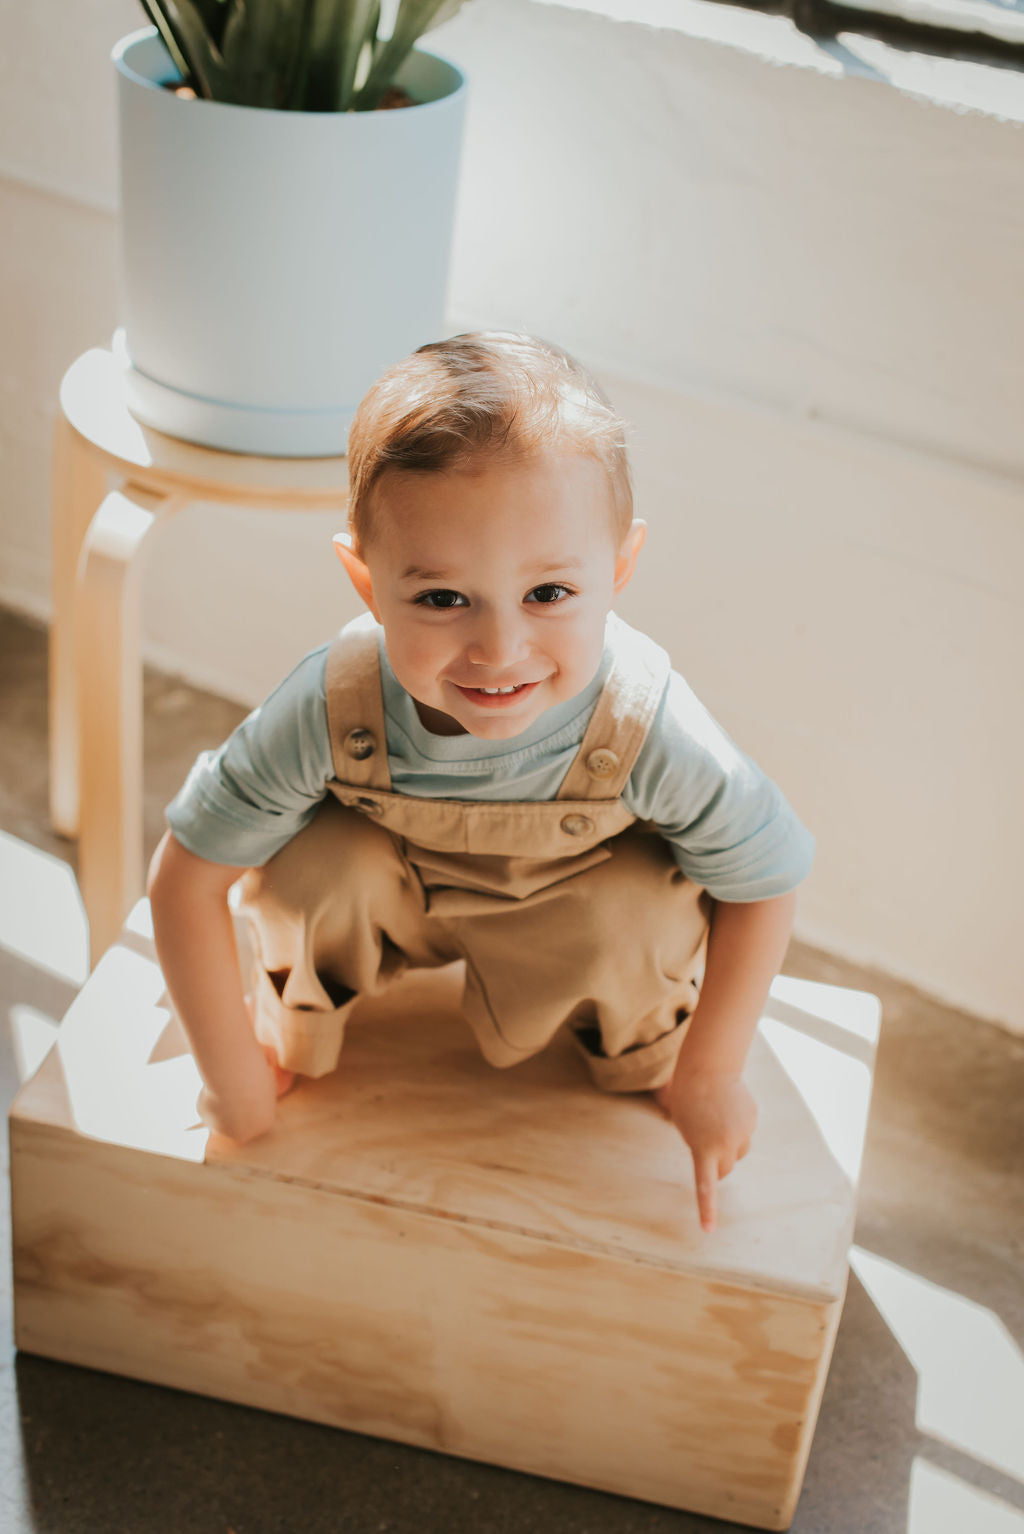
xmin=387 ymin=638 xmax=448 ymax=700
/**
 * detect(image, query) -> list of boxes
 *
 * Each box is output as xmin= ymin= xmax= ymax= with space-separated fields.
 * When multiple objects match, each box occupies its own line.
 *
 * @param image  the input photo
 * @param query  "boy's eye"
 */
xmin=525 ymin=583 xmax=574 ymax=604
xmin=414 ymin=589 xmax=468 ymax=609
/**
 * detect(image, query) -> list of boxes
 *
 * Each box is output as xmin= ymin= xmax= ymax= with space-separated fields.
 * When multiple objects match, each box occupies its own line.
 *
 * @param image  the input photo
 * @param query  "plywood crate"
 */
xmin=9 ymin=902 xmax=879 ymax=1530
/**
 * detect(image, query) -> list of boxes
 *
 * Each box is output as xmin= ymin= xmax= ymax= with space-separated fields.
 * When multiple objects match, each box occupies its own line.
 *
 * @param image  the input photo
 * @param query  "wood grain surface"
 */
xmin=9 ymin=903 xmax=878 ymax=1529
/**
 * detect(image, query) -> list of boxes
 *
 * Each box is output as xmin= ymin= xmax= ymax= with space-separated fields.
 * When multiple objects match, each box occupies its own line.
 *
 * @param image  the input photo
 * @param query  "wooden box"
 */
xmin=9 ymin=903 xmax=879 ymax=1530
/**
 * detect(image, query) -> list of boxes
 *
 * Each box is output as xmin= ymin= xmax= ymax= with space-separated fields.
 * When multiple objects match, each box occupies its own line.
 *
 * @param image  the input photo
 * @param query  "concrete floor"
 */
xmin=0 ymin=605 xmax=1021 ymax=1534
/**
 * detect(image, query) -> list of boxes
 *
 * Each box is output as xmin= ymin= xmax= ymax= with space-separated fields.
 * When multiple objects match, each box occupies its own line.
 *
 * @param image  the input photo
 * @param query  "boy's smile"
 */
xmin=335 ymin=451 xmax=645 ymax=739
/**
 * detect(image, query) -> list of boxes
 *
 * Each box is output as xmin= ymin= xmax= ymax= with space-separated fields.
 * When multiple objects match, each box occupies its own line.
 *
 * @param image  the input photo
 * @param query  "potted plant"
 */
xmin=113 ymin=1 xmax=470 ymax=456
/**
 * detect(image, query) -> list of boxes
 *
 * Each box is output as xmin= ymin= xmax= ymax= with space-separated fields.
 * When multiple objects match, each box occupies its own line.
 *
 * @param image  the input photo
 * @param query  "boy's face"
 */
xmin=336 ymin=451 xmax=645 ymax=739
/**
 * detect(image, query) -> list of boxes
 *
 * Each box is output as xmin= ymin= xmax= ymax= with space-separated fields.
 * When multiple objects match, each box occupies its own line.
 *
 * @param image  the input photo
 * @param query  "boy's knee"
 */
xmin=572 ymin=1010 xmax=691 ymax=1094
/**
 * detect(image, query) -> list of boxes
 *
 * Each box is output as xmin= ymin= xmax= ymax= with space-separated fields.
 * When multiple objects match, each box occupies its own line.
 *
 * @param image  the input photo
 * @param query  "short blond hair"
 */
xmin=347 ymin=332 xmax=633 ymax=548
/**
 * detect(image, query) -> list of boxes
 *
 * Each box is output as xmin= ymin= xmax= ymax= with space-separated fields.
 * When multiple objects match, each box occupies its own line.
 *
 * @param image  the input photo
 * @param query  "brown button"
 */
xmin=561 ymin=814 xmax=594 ymax=837
xmin=345 ymin=728 xmax=376 ymax=760
xmin=586 ymin=747 xmax=619 ymax=780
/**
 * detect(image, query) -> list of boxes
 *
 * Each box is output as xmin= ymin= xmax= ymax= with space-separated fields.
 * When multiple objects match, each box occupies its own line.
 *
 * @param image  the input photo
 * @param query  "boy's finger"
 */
xmin=693 ymin=1154 xmax=718 ymax=1232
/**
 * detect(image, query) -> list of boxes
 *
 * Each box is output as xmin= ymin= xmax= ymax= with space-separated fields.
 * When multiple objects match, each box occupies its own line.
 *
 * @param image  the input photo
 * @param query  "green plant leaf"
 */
xmin=136 ymin=1 xmax=239 ymax=99
xmin=288 ymin=0 xmax=379 ymax=110
xmin=359 ymin=0 xmax=383 ymax=86
xmin=218 ymin=0 xmax=310 ymax=107
xmin=421 ymin=0 xmax=469 ymax=33
xmin=278 ymin=0 xmax=320 ymax=108
xmin=137 ymin=0 xmax=465 ymax=110
xmin=353 ymin=0 xmax=462 ymax=109
xmin=136 ymin=0 xmax=193 ymax=83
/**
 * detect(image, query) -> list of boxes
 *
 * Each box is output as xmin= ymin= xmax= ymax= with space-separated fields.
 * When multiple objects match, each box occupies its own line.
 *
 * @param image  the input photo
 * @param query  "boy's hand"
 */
xmin=197 ymin=1047 xmax=280 ymax=1146
xmin=261 ymin=1040 xmax=298 ymax=1099
xmin=198 ymin=1021 xmax=296 ymax=1147
xmin=658 ymin=1071 xmax=757 ymax=1233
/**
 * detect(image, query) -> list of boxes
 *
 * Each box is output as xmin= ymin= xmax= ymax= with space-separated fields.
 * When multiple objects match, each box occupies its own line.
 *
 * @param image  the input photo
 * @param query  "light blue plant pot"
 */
xmin=113 ymin=28 xmax=467 ymax=457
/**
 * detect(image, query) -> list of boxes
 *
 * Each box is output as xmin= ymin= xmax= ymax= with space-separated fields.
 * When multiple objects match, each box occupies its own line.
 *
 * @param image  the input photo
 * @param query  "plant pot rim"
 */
xmin=112 ymin=25 xmax=466 ymax=118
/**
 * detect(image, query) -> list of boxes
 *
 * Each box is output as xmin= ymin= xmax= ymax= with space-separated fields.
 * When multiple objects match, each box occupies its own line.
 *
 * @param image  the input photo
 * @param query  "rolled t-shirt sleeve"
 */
xmin=625 ymin=671 xmax=815 ymax=902
xmin=165 ymin=646 xmax=335 ymax=868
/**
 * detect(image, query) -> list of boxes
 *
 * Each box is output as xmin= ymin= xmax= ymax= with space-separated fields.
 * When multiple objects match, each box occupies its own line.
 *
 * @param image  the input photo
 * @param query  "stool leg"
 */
xmin=75 ymin=483 xmax=180 ymax=962
xmin=49 ymin=416 xmax=110 ymax=837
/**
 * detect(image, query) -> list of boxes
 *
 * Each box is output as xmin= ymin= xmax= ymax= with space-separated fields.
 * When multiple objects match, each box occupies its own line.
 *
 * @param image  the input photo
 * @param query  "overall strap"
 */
xmin=324 ymin=613 xmax=392 ymax=790
xmin=556 ymin=620 xmax=671 ymax=801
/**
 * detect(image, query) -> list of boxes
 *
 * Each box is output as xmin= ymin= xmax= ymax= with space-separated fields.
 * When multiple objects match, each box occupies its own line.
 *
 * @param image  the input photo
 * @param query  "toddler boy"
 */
xmin=148 ymin=332 xmax=814 ymax=1232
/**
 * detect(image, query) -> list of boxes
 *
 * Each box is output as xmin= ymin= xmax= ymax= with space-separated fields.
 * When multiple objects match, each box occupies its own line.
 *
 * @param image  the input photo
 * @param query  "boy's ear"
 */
xmin=333 ymin=533 xmax=380 ymax=619
xmin=613 ymin=519 xmax=647 ymax=594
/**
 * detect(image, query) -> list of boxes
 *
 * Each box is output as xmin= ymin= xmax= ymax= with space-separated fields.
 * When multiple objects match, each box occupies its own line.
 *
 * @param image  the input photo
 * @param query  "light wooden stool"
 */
xmin=49 ymin=347 xmax=348 ymax=962
xmin=9 ymin=903 xmax=880 ymax=1531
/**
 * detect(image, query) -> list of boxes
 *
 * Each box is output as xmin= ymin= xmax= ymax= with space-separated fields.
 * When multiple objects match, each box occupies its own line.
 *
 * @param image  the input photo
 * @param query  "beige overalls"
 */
xmin=239 ymin=616 xmax=712 ymax=1093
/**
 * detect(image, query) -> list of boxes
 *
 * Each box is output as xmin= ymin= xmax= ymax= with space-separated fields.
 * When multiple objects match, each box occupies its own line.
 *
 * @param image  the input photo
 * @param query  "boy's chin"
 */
xmin=428 ymin=695 xmax=547 ymax=741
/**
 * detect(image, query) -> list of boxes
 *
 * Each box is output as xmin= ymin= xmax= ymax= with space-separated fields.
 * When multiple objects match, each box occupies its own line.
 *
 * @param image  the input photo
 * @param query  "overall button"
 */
xmin=345 ymin=727 xmax=376 ymax=760
xmin=585 ymin=747 xmax=619 ymax=780
xmin=354 ymin=796 xmax=384 ymax=818
xmin=561 ymin=813 xmax=594 ymax=837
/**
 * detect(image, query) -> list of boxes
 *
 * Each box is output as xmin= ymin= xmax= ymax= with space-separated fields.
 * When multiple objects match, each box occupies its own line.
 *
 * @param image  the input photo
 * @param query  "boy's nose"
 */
xmin=465 ymin=609 xmax=530 ymax=671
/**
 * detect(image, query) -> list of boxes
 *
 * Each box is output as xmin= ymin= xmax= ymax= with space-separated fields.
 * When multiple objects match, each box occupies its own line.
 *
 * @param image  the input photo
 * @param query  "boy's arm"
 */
xmin=664 ymin=889 xmax=797 ymax=1233
xmin=148 ymin=830 xmax=278 ymax=1145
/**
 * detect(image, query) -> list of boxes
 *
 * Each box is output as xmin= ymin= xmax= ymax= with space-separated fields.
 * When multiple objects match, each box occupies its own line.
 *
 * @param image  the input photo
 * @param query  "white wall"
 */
xmin=2 ymin=0 xmax=1022 ymax=1029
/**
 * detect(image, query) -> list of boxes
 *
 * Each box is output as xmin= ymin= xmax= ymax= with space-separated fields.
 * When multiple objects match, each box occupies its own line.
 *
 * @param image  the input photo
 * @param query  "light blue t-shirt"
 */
xmin=166 ymin=614 xmax=814 ymax=902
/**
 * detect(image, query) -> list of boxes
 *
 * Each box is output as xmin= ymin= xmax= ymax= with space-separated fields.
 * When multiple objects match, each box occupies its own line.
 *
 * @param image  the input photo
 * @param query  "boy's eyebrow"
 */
xmin=399 ymin=557 xmax=585 ymax=582
xmin=528 ymin=557 xmax=585 ymax=575
xmin=400 ymin=565 xmax=450 ymax=581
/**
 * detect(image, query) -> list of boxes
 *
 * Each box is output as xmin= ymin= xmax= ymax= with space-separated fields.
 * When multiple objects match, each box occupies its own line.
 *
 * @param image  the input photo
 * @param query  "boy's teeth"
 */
xmin=478 ymin=684 xmax=522 ymax=694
